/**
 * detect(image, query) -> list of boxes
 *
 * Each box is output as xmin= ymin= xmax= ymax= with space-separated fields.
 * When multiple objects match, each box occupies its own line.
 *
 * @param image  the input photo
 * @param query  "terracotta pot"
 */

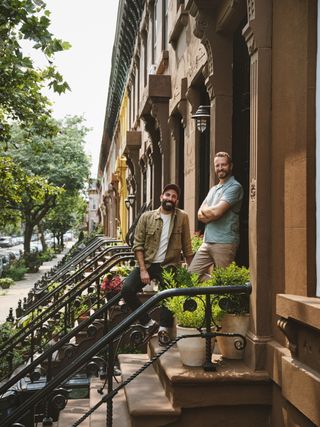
xmin=216 ymin=313 xmax=249 ymax=359
xmin=176 ymin=325 xmax=214 ymax=367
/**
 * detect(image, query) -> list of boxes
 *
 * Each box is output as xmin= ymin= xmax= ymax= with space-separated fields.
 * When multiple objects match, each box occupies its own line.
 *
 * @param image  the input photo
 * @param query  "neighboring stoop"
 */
xmin=119 ymin=354 xmax=181 ymax=427
xmin=57 ymin=377 xmax=131 ymax=427
xmin=89 ymin=376 xmax=132 ymax=427
xmin=57 ymin=398 xmax=90 ymax=427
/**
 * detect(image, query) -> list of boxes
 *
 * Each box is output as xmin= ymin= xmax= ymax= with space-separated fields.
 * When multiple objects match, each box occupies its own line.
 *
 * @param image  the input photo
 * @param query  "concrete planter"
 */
xmin=176 ymin=325 xmax=214 ymax=367
xmin=216 ymin=313 xmax=249 ymax=359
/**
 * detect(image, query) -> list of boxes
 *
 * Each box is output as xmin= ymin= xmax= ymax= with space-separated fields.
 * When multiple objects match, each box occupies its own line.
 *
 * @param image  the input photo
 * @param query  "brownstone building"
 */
xmin=98 ymin=0 xmax=319 ymax=425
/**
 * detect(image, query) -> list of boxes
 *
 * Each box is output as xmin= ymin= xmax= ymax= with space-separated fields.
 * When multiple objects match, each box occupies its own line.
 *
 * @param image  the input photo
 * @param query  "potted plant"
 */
xmin=162 ymin=267 xmax=218 ymax=367
xmin=191 ymin=232 xmax=203 ymax=253
xmin=0 ymin=277 xmax=14 ymax=289
xmin=101 ymin=263 xmax=133 ymax=299
xmin=210 ymin=262 xmax=250 ymax=359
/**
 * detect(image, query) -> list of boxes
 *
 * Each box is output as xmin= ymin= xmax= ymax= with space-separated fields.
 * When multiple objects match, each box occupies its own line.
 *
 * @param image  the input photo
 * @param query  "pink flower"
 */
xmin=101 ymin=275 xmax=123 ymax=293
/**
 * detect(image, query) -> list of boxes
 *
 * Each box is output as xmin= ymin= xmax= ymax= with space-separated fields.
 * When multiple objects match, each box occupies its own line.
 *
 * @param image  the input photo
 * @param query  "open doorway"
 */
xmin=232 ymin=20 xmax=250 ymax=267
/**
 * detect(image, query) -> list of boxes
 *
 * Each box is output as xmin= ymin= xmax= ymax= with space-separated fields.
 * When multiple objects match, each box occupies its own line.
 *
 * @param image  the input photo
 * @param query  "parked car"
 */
xmin=0 ymin=252 xmax=11 ymax=275
xmin=11 ymin=249 xmax=23 ymax=260
xmin=0 ymin=257 xmax=3 ymax=277
xmin=0 ymin=236 xmax=13 ymax=248
xmin=30 ymin=242 xmax=43 ymax=253
xmin=64 ymin=232 xmax=73 ymax=241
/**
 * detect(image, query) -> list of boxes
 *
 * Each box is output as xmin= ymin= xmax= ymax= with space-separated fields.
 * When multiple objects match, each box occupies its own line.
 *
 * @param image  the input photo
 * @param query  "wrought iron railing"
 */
xmin=18 ymin=240 xmax=128 ymax=319
xmin=0 ymin=249 xmax=134 ymax=381
xmin=21 ymin=236 xmax=121 ymax=313
xmin=1 ymin=282 xmax=252 ymax=427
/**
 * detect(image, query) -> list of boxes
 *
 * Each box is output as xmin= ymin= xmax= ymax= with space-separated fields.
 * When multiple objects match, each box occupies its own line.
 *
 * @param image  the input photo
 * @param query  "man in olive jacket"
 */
xmin=121 ymin=183 xmax=193 ymax=345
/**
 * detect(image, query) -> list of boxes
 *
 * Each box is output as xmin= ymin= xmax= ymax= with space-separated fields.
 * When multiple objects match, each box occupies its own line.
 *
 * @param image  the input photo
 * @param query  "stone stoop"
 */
xmin=148 ymin=337 xmax=273 ymax=427
xmin=118 ymin=354 xmax=181 ymax=427
xmin=57 ymin=376 xmax=132 ymax=427
xmin=57 ymin=398 xmax=90 ymax=427
xmin=89 ymin=376 xmax=132 ymax=427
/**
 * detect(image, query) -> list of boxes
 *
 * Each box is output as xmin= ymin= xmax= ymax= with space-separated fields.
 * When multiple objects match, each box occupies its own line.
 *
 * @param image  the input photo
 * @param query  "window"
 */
xmin=152 ymin=0 xmax=157 ymax=63
xmin=142 ymin=31 xmax=148 ymax=86
xmin=162 ymin=0 xmax=168 ymax=50
xmin=132 ymin=75 xmax=136 ymax=123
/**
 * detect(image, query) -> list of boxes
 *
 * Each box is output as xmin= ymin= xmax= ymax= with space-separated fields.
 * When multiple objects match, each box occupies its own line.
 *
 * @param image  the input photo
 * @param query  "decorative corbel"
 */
xmin=277 ymin=317 xmax=298 ymax=357
xmin=186 ymin=85 xmax=200 ymax=115
xmin=168 ymin=115 xmax=180 ymax=145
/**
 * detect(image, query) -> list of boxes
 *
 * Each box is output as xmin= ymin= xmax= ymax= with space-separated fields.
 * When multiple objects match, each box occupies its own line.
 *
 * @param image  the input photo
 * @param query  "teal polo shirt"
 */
xmin=203 ymin=176 xmax=243 ymax=244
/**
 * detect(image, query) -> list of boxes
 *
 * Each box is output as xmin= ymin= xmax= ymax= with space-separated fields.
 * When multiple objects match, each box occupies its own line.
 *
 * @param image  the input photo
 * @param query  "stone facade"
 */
xmin=98 ymin=0 xmax=319 ymax=425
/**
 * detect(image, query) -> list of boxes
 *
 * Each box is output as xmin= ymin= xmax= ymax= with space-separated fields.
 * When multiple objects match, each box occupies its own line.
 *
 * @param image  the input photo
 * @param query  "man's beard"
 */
xmin=217 ymin=170 xmax=230 ymax=179
xmin=161 ymin=200 xmax=175 ymax=211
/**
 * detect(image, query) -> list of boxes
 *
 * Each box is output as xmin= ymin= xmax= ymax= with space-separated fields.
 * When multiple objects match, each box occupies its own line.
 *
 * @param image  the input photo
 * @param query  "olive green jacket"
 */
xmin=132 ymin=207 xmax=193 ymax=268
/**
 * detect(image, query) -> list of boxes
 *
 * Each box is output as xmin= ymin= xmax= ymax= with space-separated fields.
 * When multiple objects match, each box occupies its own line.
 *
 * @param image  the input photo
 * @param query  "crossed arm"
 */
xmin=198 ymin=200 xmax=231 ymax=224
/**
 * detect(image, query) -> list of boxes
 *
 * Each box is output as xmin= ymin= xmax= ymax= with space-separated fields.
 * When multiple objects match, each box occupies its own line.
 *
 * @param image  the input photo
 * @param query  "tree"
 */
xmin=5 ymin=116 xmax=91 ymax=252
xmin=0 ymin=0 xmax=71 ymax=145
xmin=43 ymin=191 xmax=87 ymax=248
xmin=9 ymin=116 xmax=91 ymax=191
xmin=0 ymin=156 xmax=63 ymax=253
xmin=0 ymin=157 xmax=24 ymax=225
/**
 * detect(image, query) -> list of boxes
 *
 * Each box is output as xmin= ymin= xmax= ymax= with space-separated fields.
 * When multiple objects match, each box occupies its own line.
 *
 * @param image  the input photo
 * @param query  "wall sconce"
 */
xmin=125 ymin=193 xmax=135 ymax=210
xmin=128 ymin=194 xmax=136 ymax=206
xmin=191 ymin=105 xmax=210 ymax=133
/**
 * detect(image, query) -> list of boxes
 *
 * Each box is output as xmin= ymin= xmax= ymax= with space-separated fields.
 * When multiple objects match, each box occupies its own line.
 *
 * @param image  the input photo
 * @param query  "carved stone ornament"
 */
xmin=247 ymin=0 xmax=255 ymax=21
xmin=250 ymin=178 xmax=256 ymax=201
xmin=277 ymin=317 xmax=298 ymax=356
xmin=194 ymin=14 xmax=209 ymax=39
xmin=186 ymin=86 xmax=200 ymax=115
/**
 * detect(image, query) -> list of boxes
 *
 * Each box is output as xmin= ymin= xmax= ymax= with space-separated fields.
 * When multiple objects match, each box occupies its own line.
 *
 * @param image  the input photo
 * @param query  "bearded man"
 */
xmin=121 ymin=184 xmax=193 ymax=345
xmin=188 ymin=152 xmax=244 ymax=278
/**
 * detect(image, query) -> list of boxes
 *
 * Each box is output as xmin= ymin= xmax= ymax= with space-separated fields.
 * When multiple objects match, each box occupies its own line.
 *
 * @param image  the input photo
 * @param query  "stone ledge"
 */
xmin=282 ymin=356 xmax=320 ymax=426
xmin=277 ymin=294 xmax=320 ymax=331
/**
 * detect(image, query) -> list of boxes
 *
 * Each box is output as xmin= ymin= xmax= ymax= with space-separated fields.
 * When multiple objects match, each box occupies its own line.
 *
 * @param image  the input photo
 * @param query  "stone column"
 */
xmin=242 ymin=0 xmax=273 ymax=370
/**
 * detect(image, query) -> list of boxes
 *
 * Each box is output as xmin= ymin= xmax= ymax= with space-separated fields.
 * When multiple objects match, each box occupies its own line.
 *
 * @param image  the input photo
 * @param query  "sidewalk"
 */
xmin=0 ymin=243 xmax=73 ymax=323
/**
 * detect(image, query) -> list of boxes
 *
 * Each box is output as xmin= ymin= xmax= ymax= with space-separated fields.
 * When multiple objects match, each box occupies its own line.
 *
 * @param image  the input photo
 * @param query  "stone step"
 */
xmin=89 ymin=376 xmax=132 ymax=427
xmin=57 ymin=398 xmax=90 ymax=427
xmin=57 ymin=376 xmax=132 ymax=427
xmin=147 ymin=337 xmax=272 ymax=426
xmin=119 ymin=353 xmax=181 ymax=427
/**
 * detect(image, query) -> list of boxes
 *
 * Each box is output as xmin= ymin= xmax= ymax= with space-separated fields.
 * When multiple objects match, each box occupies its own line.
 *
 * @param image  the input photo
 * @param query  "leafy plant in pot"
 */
xmin=210 ymin=262 xmax=250 ymax=359
xmin=162 ymin=267 xmax=219 ymax=367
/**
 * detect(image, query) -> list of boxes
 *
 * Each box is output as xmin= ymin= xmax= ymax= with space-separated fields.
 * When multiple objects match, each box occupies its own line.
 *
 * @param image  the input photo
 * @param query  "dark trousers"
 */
xmin=121 ymin=263 xmax=173 ymax=327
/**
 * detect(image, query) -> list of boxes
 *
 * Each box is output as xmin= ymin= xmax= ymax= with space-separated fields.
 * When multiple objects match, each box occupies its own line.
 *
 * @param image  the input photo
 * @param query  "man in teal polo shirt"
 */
xmin=188 ymin=152 xmax=243 ymax=278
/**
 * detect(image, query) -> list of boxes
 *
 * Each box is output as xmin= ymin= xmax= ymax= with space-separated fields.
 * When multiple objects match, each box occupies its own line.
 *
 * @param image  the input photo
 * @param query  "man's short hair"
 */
xmin=162 ymin=183 xmax=180 ymax=198
xmin=214 ymin=152 xmax=233 ymax=164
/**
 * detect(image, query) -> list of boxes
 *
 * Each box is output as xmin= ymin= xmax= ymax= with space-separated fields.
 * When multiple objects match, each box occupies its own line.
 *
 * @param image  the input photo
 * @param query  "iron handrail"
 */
xmin=31 ymin=237 xmax=118 ymax=296
xmin=0 ymin=253 xmax=135 ymax=395
xmin=18 ymin=236 xmax=109 ymax=312
xmin=0 ymin=244 xmax=131 ymax=354
xmin=0 ymin=251 xmax=134 ymax=366
xmin=1 ymin=283 xmax=252 ymax=427
xmin=22 ymin=243 xmax=131 ymax=319
xmin=0 ymin=293 xmax=122 ymax=396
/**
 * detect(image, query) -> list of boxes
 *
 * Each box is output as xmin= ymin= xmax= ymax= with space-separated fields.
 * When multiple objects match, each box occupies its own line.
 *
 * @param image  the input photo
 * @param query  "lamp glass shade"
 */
xmin=128 ymin=194 xmax=136 ymax=206
xmin=192 ymin=105 xmax=210 ymax=133
xmin=196 ymin=117 xmax=208 ymax=133
xmin=124 ymin=199 xmax=130 ymax=209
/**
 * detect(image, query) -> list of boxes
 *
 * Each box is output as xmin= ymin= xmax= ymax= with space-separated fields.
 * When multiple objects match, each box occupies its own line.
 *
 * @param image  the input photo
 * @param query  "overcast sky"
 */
xmin=43 ymin=0 xmax=119 ymax=176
